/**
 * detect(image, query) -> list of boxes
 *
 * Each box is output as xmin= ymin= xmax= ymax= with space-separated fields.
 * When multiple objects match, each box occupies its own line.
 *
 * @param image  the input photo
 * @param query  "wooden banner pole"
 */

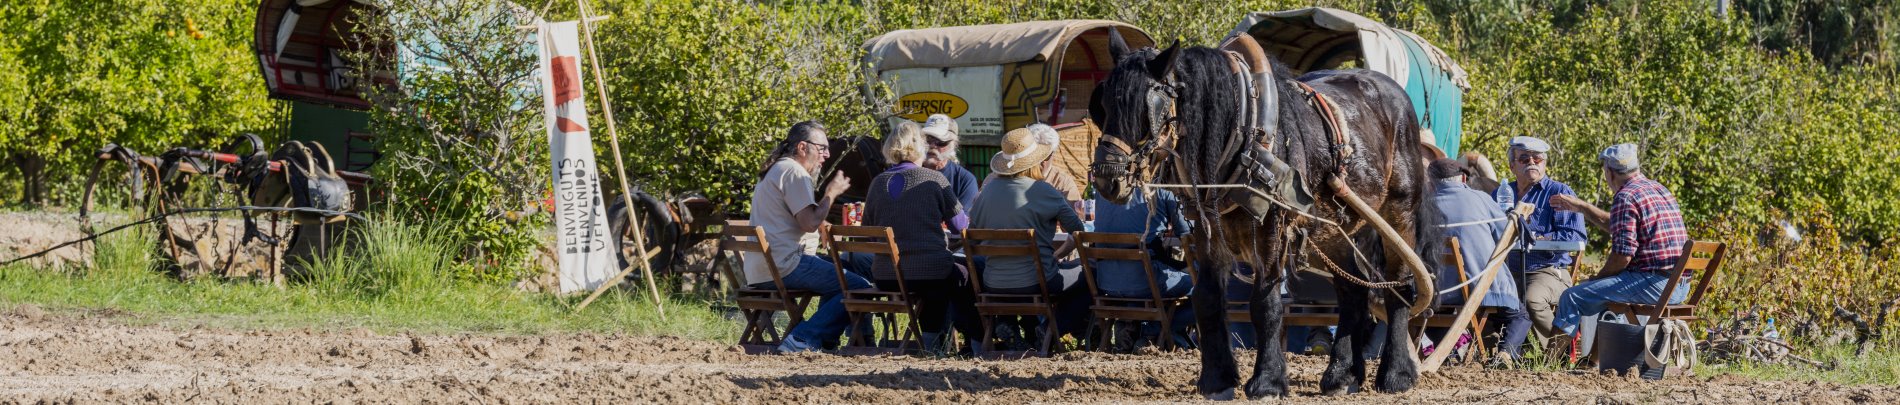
xmin=563 ymin=0 xmax=663 ymax=317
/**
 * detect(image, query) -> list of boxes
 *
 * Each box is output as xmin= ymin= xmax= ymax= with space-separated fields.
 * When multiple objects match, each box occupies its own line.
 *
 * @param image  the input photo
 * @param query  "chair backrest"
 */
xmin=822 ymin=225 xmax=903 ymax=295
xmin=1670 ymin=240 xmax=1727 ymax=309
xmin=720 ymin=220 xmax=786 ymax=292
xmin=1075 ymin=232 xmax=1159 ymax=302
xmin=1438 ymin=236 xmax=1472 ymax=299
xmin=961 ymin=228 xmax=1050 ymax=298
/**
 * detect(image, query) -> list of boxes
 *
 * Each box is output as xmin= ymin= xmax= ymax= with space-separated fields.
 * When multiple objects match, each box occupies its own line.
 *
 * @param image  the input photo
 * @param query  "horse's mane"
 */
xmin=1171 ymin=47 xmax=1246 ymax=186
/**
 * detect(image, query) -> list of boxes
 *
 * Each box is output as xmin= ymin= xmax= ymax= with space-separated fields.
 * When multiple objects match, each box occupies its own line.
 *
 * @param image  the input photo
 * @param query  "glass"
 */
xmin=1514 ymin=154 xmax=1546 ymax=165
xmin=927 ymin=138 xmax=952 ymax=148
xmin=802 ymin=140 xmax=829 ymax=152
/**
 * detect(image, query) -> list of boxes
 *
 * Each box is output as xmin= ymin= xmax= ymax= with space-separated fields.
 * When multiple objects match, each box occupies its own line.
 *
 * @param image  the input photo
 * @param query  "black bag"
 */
xmin=1593 ymin=312 xmax=1674 ymax=380
xmin=1592 ymin=312 xmax=1648 ymax=376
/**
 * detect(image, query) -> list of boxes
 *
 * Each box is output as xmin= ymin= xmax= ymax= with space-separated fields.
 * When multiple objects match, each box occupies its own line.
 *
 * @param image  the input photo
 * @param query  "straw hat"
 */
xmin=991 ymin=124 xmax=1059 ymax=176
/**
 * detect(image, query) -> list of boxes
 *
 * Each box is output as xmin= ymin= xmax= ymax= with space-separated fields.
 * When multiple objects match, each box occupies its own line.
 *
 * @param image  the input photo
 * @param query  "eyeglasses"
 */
xmin=927 ymin=138 xmax=953 ymax=148
xmin=802 ymin=140 xmax=829 ymax=152
xmin=1515 ymin=154 xmax=1546 ymax=165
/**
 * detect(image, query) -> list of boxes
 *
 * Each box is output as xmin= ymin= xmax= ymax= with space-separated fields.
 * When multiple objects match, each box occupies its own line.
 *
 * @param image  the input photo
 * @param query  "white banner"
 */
xmin=539 ymin=21 xmax=615 ymax=294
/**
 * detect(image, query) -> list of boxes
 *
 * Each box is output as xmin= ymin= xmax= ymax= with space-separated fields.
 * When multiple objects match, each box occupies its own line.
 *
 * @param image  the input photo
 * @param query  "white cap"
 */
xmin=920 ymin=114 xmax=957 ymax=141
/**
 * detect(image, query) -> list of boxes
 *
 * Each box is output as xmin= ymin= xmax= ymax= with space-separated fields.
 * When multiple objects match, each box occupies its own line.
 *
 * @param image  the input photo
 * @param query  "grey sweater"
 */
xmin=863 ymin=163 xmax=967 ymax=281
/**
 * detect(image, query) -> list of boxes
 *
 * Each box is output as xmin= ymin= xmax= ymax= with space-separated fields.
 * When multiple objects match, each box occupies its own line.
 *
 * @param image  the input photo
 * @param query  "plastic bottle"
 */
xmin=1762 ymin=318 xmax=1780 ymax=341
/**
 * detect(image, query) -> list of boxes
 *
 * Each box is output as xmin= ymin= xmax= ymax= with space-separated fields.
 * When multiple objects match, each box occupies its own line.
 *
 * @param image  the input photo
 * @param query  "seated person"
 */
xmin=1548 ymin=144 xmax=1691 ymax=338
xmin=1090 ymin=185 xmax=1193 ymax=347
xmin=1418 ymin=159 xmax=1531 ymax=361
xmin=1496 ymin=136 xmax=1587 ymax=339
xmin=968 ymin=124 xmax=1090 ymax=343
xmin=744 ymin=120 xmax=872 ymax=353
xmin=860 ymin=121 xmax=980 ymax=356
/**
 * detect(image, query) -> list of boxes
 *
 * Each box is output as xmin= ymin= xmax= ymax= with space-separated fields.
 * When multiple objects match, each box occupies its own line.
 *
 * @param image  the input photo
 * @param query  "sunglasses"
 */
xmin=927 ymin=138 xmax=953 ymax=148
xmin=1515 ymin=154 xmax=1546 ymax=165
xmin=802 ymin=140 xmax=829 ymax=152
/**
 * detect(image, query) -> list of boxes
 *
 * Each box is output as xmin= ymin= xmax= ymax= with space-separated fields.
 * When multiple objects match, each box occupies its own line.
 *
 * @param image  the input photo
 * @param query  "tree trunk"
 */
xmin=11 ymin=151 xmax=46 ymax=207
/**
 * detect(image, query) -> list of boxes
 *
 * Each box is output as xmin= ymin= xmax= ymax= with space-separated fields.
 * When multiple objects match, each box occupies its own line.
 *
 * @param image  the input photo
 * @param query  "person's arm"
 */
xmin=1592 ymin=192 xmax=1641 ymax=280
xmin=1053 ymin=189 xmax=1085 ymax=259
xmin=942 ymin=184 xmax=969 ymax=234
xmin=793 ymin=171 xmax=850 ymax=232
xmin=1552 ymin=193 xmax=1610 ymax=231
xmin=1594 ymin=253 xmax=1632 ymax=280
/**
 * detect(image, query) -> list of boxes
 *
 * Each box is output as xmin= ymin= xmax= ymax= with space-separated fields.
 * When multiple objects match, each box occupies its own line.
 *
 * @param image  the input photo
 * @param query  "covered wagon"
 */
xmin=860 ymin=20 xmax=1155 ymax=183
xmin=1228 ymin=7 xmax=1471 ymax=156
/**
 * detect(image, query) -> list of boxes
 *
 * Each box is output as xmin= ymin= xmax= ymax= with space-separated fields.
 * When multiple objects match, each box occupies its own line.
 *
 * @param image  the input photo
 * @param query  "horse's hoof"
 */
xmin=1320 ymin=385 xmax=1361 ymax=396
xmin=1203 ymin=388 xmax=1236 ymax=401
xmin=1244 ymin=378 xmax=1287 ymax=399
xmin=1375 ymin=376 xmax=1417 ymax=393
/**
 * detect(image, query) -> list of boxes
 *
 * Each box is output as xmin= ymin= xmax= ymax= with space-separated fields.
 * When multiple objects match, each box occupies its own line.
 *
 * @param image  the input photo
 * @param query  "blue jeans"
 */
xmin=751 ymin=254 xmax=872 ymax=346
xmin=1553 ymin=270 xmax=1690 ymax=334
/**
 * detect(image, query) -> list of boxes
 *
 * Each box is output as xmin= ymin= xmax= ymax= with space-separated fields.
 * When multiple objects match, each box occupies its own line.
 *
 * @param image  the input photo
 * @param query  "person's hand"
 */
xmin=1549 ymin=194 xmax=1587 ymax=212
xmin=823 ymin=172 xmax=851 ymax=198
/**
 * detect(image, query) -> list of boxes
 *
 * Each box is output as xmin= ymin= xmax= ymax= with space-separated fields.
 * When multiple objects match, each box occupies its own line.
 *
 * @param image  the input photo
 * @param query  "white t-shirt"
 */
xmin=744 ymin=158 xmax=820 ymax=285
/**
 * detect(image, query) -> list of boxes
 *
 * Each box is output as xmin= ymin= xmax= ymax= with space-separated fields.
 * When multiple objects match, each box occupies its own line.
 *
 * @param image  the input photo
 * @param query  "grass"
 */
xmin=0 ymin=216 xmax=738 ymax=342
xmin=1710 ymin=345 xmax=1900 ymax=386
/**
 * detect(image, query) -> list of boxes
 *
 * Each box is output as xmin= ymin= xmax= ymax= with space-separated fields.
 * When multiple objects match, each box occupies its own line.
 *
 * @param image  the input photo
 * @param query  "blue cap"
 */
xmin=1599 ymin=143 xmax=1641 ymax=173
xmin=1509 ymin=136 xmax=1550 ymax=153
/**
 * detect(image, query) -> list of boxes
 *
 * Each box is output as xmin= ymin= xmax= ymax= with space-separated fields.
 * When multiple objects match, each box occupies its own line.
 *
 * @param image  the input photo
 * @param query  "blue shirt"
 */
xmin=1091 ymin=190 xmax=1191 ymax=293
xmin=1492 ymin=177 xmax=1587 ymax=272
xmin=939 ymin=162 xmax=979 ymax=211
xmin=1420 ymin=179 xmax=1520 ymax=310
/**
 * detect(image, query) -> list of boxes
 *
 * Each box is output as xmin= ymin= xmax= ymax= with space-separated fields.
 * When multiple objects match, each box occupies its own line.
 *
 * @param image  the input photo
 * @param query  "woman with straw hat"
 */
xmin=968 ymin=124 xmax=1090 ymax=346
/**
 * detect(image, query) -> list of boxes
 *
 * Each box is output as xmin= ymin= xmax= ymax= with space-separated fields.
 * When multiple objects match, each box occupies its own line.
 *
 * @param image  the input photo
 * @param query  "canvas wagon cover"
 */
xmin=862 ymin=20 xmax=1148 ymax=72
xmin=1230 ymin=8 xmax=1470 ymax=155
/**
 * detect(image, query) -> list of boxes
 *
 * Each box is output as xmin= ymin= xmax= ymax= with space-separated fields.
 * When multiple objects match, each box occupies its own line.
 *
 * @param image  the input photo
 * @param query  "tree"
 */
xmin=0 ymin=0 xmax=281 ymax=206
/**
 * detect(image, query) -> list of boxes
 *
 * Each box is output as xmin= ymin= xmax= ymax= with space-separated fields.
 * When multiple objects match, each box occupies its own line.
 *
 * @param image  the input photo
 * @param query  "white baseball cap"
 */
xmin=920 ymin=114 xmax=957 ymax=141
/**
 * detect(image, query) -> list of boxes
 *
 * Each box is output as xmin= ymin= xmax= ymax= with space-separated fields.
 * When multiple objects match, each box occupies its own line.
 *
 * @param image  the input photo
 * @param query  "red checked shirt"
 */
xmin=1608 ymin=174 xmax=1689 ymax=274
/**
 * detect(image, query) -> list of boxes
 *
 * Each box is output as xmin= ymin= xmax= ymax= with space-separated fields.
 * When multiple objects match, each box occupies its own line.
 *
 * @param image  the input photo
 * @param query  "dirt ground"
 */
xmin=4 ymin=306 xmax=1896 ymax=403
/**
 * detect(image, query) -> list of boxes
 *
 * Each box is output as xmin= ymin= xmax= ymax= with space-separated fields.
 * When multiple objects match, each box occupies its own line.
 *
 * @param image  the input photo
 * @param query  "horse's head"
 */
xmin=1089 ymin=31 xmax=1182 ymax=206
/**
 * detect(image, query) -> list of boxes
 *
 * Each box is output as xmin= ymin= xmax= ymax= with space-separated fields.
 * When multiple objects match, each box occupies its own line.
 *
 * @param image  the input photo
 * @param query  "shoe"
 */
xmin=994 ymin=323 xmax=1025 ymax=351
xmin=777 ymin=335 xmax=818 ymax=354
xmin=920 ymin=332 xmax=949 ymax=357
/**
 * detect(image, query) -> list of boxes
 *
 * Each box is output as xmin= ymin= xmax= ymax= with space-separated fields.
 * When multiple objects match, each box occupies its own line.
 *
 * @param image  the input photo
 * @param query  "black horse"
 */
xmin=1089 ymin=32 xmax=1431 ymax=398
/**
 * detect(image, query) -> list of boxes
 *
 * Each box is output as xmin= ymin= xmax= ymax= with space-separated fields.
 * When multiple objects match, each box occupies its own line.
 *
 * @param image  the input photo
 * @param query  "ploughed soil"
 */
xmin=4 ymin=306 xmax=1896 ymax=403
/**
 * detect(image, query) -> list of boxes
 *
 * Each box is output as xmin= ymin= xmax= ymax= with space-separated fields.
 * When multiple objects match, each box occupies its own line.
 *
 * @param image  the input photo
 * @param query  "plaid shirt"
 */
xmin=1608 ymin=175 xmax=1688 ymax=274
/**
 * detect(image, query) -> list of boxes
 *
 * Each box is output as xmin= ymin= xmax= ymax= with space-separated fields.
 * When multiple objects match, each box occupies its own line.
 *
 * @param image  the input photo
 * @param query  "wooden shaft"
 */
xmin=1419 ymin=213 xmax=1524 ymax=373
xmin=1326 ymin=177 xmax=1436 ymax=317
xmin=569 ymin=0 xmax=663 ymax=317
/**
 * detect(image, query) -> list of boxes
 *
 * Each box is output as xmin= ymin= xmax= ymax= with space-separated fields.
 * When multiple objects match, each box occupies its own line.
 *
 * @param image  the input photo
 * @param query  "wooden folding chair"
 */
xmin=1076 ymin=232 xmax=1193 ymax=351
xmin=1605 ymin=241 xmax=1727 ymax=325
xmin=722 ymin=221 xmax=816 ymax=352
xmin=963 ymin=229 xmax=1062 ymax=357
xmin=823 ymin=225 xmax=926 ymax=354
xmin=1416 ymin=236 xmax=1496 ymax=363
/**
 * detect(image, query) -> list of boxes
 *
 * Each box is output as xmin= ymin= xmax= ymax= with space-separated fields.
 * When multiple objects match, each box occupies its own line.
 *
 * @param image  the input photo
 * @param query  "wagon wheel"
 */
xmin=607 ymin=191 xmax=681 ymax=283
xmin=80 ymin=146 xmax=159 ymax=232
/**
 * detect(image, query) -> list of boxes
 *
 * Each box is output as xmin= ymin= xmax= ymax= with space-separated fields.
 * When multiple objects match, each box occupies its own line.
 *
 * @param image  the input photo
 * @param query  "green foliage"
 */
xmin=0 ymin=0 xmax=282 ymax=204
xmin=346 ymin=0 xmax=547 ymax=280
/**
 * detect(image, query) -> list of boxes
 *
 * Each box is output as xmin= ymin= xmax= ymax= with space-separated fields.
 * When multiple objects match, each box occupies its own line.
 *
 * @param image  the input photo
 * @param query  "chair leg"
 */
xmin=739 ymin=310 xmax=762 ymax=345
xmin=1039 ymin=315 xmax=1058 ymax=357
xmin=979 ymin=314 xmax=995 ymax=354
xmin=1158 ymin=315 xmax=1173 ymax=351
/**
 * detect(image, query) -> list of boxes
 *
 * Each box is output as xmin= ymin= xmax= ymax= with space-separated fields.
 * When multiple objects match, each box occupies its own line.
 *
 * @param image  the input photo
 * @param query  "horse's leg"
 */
xmin=1244 ymin=223 xmax=1292 ymax=398
xmin=1244 ymin=272 xmax=1288 ymax=398
xmin=1191 ymin=245 xmax=1240 ymax=399
xmin=1375 ymin=285 xmax=1421 ymax=392
xmin=1321 ymin=280 xmax=1372 ymax=395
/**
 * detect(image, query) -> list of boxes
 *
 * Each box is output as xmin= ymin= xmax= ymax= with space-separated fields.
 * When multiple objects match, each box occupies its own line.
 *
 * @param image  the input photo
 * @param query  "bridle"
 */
xmin=1093 ymin=80 xmax=1183 ymax=195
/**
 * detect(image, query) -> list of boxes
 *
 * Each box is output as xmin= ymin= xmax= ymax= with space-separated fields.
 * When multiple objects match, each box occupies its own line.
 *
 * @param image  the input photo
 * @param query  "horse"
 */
xmin=1088 ymin=32 xmax=1434 ymax=398
xmin=821 ymin=135 xmax=889 ymax=204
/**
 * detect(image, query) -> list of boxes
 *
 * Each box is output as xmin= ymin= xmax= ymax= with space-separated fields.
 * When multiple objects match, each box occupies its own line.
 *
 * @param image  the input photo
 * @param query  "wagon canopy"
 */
xmin=1229 ymin=8 xmax=1469 ymax=155
xmin=861 ymin=20 xmax=1153 ymax=146
xmin=254 ymin=0 xmax=391 ymax=109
